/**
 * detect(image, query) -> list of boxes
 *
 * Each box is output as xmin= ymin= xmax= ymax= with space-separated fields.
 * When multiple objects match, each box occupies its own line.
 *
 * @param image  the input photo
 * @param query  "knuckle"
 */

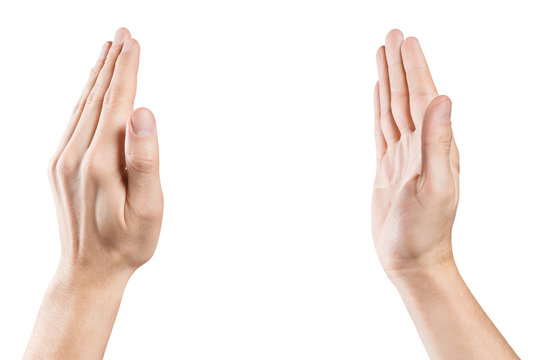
xmin=390 ymin=90 xmax=408 ymax=101
xmin=411 ymin=92 xmax=434 ymax=102
xmin=47 ymin=156 xmax=59 ymax=181
xmin=85 ymin=90 xmax=103 ymax=108
xmin=127 ymin=150 xmax=156 ymax=174
xmin=81 ymin=152 xmax=108 ymax=179
xmin=89 ymin=66 xmax=100 ymax=79
xmin=55 ymin=155 xmax=79 ymax=180
xmin=374 ymin=132 xmax=386 ymax=146
xmin=131 ymin=195 xmax=164 ymax=222
xmin=437 ymin=129 xmax=453 ymax=147
xmin=71 ymin=101 xmax=83 ymax=117
xmin=103 ymin=89 xmax=124 ymax=108
xmin=423 ymin=177 xmax=454 ymax=200
xmin=380 ymin=107 xmax=392 ymax=117
xmin=143 ymin=203 xmax=164 ymax=222
xmin=424 ymin=126 xmax=453 ymax=149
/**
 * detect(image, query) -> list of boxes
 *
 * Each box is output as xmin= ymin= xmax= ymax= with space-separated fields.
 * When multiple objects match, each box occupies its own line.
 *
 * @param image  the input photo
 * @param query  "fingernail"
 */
xmin=98 ymin=42 xmax=111 ymax=60
xmin=113 ymin=29 xmax=125 ymax=44
xmin=121 ymin=38 xmax=132 ymax=53
xmin=131 ymin=109 xmax=155 ymax=137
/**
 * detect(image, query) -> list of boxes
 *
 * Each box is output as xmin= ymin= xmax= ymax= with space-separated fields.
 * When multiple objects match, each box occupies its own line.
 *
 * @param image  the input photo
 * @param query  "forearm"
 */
xmin=390 ymin=259 xmax=518 ymax=359
xmin=24 ymin=263 xmax=132 ymax=360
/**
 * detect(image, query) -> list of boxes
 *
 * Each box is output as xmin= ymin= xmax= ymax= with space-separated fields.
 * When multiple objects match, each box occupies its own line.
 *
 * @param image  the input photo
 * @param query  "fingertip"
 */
xmin=403 ymin=36 xmax=419 ymax=45
xmin=376 ymin=46 xmax=387 ymax=70
xmin=125 ymin=107 xmax=160 ymax=183
xmin=439 ymin=97 xmax=452 ymax=121
xmin=130 ymin=107 xmax=156 ymax=137
xmin=134 ymin=107 xmax=154 ymax=117
xmin=113 ymin=27 xmax=131 ymax=44
xmin=132 ymin=39 xmax=141 ymax=55
xmin=387 ymin=28 xmax=403 ymax=36
xmin=427 ymin=96 xmax=452 ymax=123
xmin=117 ymin=27 xmax=132 ymax=37
xmin=98 ymin=41 xmax=112 ymax=60
xmin=385 ymin=29 xmax=404 ymax=45
xmin=401 ymin=36 xmax=420 ymax=54
xmin=376 ymin=45 xmax=386 ymax=60
xmin=438 ymin=95 xmax=452 ymax=106
xmin=431 ymin=95 xmax=452 ymax=110
xmin=121 ymin=38 xmax=140 ymax=54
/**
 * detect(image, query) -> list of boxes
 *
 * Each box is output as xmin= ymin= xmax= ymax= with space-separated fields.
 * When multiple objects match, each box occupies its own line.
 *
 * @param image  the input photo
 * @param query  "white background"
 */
xmin=1 ymin=0 xmax=539 ymax=358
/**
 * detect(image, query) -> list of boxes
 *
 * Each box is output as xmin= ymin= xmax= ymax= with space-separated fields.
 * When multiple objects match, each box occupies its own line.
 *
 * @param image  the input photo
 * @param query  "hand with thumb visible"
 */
xmin=371 ymin=30 xmax=460 ymax=278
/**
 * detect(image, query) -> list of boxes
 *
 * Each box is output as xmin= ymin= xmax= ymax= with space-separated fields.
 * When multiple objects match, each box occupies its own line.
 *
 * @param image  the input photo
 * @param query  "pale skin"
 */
xmin=21 ymin=26 xmax=520 ymax=359
xmin=24 ymin=28 xmax=163 ymax=360
xmin=372 ymin=29 xmax=518 ymax=359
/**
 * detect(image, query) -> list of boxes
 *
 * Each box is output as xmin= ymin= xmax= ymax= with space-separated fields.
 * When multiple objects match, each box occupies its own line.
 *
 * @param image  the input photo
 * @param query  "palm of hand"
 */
xmin=371 ymin=31 xmax=459 ymax=274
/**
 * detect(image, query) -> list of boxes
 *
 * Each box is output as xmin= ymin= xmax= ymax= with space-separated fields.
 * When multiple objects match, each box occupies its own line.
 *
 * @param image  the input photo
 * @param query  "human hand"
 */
xmin=48 ymin=27 xmax=163 ymax=283
xmin=25 ymin=28 xmax=163 ymax=360
xmin=370 ymin=31 xmax=518 ymax=359
xmin=371 ymin=29 xmax=460 ymax=280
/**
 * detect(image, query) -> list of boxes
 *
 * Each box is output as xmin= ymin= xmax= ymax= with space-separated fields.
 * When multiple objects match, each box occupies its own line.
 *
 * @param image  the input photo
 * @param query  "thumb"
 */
xmin=420 ymin=95 xmax=454 ymax=192
xmin=125 ymin=107 xmax=163 ymax=219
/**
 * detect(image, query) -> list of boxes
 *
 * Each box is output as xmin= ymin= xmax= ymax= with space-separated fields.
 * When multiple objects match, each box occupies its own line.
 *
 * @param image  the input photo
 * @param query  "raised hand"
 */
xmin=24 ymin=28 xmax=163 ymax=360
xmin=372 ymin=29 xmax=459 ymax=277
xmin=49 ymin=27 xmax=163 ymax=279
xmin=371 ymin=29 xmax=517 ymax=359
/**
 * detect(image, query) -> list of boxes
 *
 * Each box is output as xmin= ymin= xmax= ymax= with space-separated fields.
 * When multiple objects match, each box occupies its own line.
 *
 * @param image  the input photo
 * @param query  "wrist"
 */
xmin=53 ymin=259 xmax=133 ymax=296
xmin=384 ymin=254 xmax=458 ymax=289
xmin=390 ymin=262 xmax=462 ymax=303
xmin=379 ymin=237 xmax=455 ymax=285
